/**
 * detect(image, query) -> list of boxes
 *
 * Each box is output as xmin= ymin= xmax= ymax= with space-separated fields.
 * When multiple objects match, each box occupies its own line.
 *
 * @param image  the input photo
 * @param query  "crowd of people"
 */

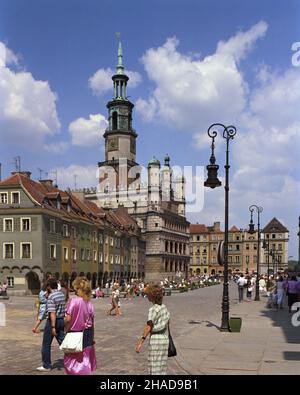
xmin=234 ymin=272 xmax=300 ymax=312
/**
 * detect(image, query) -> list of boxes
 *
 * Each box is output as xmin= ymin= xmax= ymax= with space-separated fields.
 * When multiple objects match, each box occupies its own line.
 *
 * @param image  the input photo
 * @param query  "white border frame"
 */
xmin=0 ymin=192 xmax=8 ymax=204
xmin=21 ymin=217 xmax=31 ymax=232
xmin=3 ymin=218 xmax=14 ymax=232
xmin=20 ymin=242 xmax=32 ymax=259
xmin=3 ymin=242 xmax=15 ymax=259
xmin=11 ymin=191 xmax=20 ymax=204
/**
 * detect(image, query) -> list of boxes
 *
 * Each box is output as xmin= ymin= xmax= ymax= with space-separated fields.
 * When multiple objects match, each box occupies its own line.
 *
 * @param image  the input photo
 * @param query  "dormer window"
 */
xmin=0 ymin=193 xmax=8 ymax=204
xmin=67 ymin=203 xmax=71 ymax=213
xmin=11 ymin=191 xmax=20 ymax=204
xmin=57 ymin=200 xmax=61 ymax=209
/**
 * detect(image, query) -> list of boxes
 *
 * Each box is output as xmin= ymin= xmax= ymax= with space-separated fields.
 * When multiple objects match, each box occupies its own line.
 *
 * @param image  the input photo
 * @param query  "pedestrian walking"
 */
xmin=64 ymin=277 xmax=97 ymax=375
xmin=237 ymin=274 xmax=247 ymax=302
xmin=32 ymin=281 xmax=48 ymax=333
xmin=135 ymin=283 xmax=170 ymax=375
xmin=286 ymin=275 xmax=300 ymax=313
xmin=106 ymin=284 xmax=121 ymax=316
xmin=246 ymin=276 xmax=253 ymax=301
xmin=276 ymin=276 xmax=285 ymax=309
xmin=37 ymin=278 xmax=66 ymax=372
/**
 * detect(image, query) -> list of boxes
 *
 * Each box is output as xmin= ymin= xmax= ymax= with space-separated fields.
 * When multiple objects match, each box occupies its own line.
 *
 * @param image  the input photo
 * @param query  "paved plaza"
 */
xmin=1 ymin=283 xmax=300 ymax=375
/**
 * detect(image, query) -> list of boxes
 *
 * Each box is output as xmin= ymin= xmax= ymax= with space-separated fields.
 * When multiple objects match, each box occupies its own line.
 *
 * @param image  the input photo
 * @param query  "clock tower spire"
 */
xmin=98 ymin=36 xmax=139 ymax=204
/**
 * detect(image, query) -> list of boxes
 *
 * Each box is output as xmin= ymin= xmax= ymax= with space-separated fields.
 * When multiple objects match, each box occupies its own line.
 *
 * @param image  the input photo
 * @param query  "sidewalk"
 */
xmin=174 ymin=297 xmax=300 ymax=375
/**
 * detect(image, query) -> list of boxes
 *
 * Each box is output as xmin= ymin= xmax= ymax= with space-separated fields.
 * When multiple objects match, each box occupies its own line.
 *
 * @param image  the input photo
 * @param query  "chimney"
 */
xmin=11 ymin=171 xmax=31 ymax=179
xmin=214 ymin=221 xmax=220 ymax=231
xmin=39 ymin=179 xmax=53 ymax=187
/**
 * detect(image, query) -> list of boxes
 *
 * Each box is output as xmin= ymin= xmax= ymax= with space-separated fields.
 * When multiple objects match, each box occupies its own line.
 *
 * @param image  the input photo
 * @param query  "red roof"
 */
xmin=230 ymin=226 xmax=240 ymax=232
xmin=190 ymin=224 xmax=209 ymax=234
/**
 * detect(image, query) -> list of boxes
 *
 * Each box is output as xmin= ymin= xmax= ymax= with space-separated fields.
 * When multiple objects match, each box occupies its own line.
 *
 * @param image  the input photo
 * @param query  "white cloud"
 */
xmin=136 ymin=22 xmax=267 ymax=131
xmin=53 ymin=164 xmax=99 ymax=190
xmin=68 ymin=113 xmax=108 ymax=147
xmin=44 ymin=142 xmax=69 ymax=154
xmin=0 ymin=41 xmax=60 ymax=148
xmin=89 ymin=67 xmax=142 ymax=96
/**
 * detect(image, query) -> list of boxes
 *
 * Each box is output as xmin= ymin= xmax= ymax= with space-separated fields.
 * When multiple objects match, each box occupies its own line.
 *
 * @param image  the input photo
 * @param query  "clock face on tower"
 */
xmin=108 ymin=137 xmax=119 ymax=151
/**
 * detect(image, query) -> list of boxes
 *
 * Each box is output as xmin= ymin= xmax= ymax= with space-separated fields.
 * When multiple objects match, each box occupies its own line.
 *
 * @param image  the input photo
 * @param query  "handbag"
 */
xmin=60 ymin=312 xmax=90 ymax=354
xmin=59 ymin=331 xmax=83 ymax=353
xmin=168 ymin=322 xmax=177 ymax=357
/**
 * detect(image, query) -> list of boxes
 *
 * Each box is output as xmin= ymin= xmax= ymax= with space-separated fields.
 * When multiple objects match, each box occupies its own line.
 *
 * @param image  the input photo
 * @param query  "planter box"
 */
xmin=229 ymin=317 xmax=242 ymax=332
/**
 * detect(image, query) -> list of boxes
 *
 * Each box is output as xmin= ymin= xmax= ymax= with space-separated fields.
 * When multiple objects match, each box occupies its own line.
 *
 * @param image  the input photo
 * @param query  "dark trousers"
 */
xmin=238 ymin=286 xmax=244 ymax=302
xmin=42 ymin=318 xmax=65 ymax=369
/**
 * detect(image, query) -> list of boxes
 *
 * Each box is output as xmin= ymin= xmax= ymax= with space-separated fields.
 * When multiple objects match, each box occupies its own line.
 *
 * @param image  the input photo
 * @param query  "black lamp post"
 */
xmin=248 ymin=205 xmax=263 ymax=301
xmin=204 ymin=123 xmax=237 ymax=332
xmin=262 ymin=240 xmax=273 ymax=290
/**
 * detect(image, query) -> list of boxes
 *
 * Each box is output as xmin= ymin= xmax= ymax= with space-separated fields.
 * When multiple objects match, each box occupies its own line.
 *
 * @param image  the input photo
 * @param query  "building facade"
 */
xmin=189 ymin=218 xmax=289 ymax=276
xmin=0 ymin=172 xmax=145 ymax=294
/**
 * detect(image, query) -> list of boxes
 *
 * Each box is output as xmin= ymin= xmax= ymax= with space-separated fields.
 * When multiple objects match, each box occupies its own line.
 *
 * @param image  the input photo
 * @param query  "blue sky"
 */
xmin=0 ymin=0 xmax=299 ymax=257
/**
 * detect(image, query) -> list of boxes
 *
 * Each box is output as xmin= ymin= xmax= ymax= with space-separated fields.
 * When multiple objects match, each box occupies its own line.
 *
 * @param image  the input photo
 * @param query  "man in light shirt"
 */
xmin=237 ymin=274 xmax=247 ymax=303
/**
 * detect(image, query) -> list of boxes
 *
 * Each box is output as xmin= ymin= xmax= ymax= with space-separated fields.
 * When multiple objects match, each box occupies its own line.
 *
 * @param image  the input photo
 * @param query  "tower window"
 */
xmin=112 ymin=111 xmax=118 ymax=130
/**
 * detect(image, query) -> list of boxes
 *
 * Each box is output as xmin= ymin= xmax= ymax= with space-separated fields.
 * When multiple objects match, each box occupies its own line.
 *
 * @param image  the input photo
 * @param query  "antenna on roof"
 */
xmin=74 ymin=174 xmax=77 ymax=190
xmin=13 ymin=156 xmax=21 ymax=172
xmin=37 ymin=168 xmax=43 ymax=180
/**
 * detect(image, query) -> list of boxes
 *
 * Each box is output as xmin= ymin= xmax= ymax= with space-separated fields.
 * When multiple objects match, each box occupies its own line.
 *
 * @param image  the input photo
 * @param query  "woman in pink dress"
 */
xmin=64 ymin=277 xmax=97 ymax=375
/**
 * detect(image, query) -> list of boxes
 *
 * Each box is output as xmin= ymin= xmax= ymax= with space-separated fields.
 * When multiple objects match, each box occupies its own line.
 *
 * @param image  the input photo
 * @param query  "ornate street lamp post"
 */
xmin=204 ymin=123 xmax=237 ymax=332
xmin=248 ymin=205 xmax=263 ymax=301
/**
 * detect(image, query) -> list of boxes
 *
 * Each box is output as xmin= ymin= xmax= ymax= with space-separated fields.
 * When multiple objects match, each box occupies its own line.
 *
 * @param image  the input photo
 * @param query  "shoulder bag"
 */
xmin=168 ymin=322 xmax=177 ymax=357
xmin=60 ymin=310 xmax=90 ymax=354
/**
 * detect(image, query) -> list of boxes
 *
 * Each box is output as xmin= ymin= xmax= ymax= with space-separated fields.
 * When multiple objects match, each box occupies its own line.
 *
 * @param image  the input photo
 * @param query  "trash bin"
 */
xmin=229 ymin=317 xmax=242 ymax=332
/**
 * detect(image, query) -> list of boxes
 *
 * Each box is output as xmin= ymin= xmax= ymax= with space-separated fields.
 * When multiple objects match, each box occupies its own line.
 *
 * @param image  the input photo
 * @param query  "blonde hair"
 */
xmin=72 ymin=276 xmax=92 ymax=299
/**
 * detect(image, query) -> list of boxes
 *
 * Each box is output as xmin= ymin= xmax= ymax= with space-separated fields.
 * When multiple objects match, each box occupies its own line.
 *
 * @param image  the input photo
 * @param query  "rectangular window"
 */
xmin=105 ymin=236 xmax=109 ymax=244
xmin=63 ymin=247 xmax=68 ymax=261
xmin=81 ymin=248 xmax=85 ymax=261
xmin=4 ymin=218 xmax=13 ymax=232
xmin=254 ymin=244 xmax=257 ymax=250
xmin=235 ymin=256 xmax=240 ymax=263
xmin=0 ymin=193 xmax=8 ymax=204
xmin=228 ymin=256 xmax=232 ymax=263
xmin=99 ymin=234 xmax=103 ymax=244
xmin=50 ymin=244 xmax=56 ymax=259
xmin=21 ymin=218 xmax=31 ymax=232
xmin=246 ymin=244 xmax=250 ymax=250
xmin=212 ymin=257 xmax=216 ymax=263
xmin=196 ymin=236 xmax=200 ymax=241
xmin=63 ymin=224 xmax=69 ymax=237
xmin=72 ymin=248 xmax=76 ymax=261
xmin=254 ymin=256 xmax=257 ymax=263
xmin=246 ymin=256 xmax=250 ymax=263
xmin=93 ymin=250 xmax=97 ymax=262
xmin=236 ymin=236 xmax=240 ymax=241
xmin=110 ymin=237 xmax=114 ymax=246
xmin=278 ymin=234 xmax=282 ymax=239
xmin=229 ymin=245 xmax=232 ymax=251
xmin=272 ymin=234 xmax=276 ymax=239
xmin=278 ymin=244 xmax=282 ymax=251
xmin=105 ymin=254 xmax=108 ymax=263
xmin=11 ymin=192 xmax=20 ymax=204
xmin=21 ymin=243 xmax=31 ymax=259
xmin=99 ymin=252 xmax=103 ymax=262
xmin=7 ymin=277 xmax=14 ymax=288
xmin=86 ymin=249 xmax=91 ymax=261
xmin=236 ymin=245 xmax=240 ymax=251
xmin=93 ymin=232 xmax=97 ymax=242
xmin=50 ymin=219 xmax=56 ymax=233
xmin=110 ymin=255 xmax=114 ymax=264
xmin=72 ymin=227 xmax=76 ymax=238
xmin=3 ymin=243 xmax=14 ymax=259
